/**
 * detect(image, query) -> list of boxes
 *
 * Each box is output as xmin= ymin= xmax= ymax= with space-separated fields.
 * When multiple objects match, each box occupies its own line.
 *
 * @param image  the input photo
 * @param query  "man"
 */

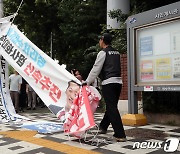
xmin=48 ymin=80 xmax=100 ymax=122
xmin=48 ymin=80 xmax=80 ymax=122
xmin=9 ymin=69 xmax=22 ymax=113
xmin=26 ymin=83 xmax=37 ymax=110
xmin=85 ymin=33 xmax=126 ymax=142
xmin=71 ymin=69 xmax=83 ymax=82
xmin=19 ymin=78 xmax=27 ymax=112
xmin=65 ymin=80 xmax=80 ymax=112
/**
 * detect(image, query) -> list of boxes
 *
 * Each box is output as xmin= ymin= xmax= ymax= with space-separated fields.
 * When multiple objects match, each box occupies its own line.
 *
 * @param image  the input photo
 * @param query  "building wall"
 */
xmin=120 ymin=54 xmax=128 ymax=100
xmin=118 ymin=54 xmax=143 ymax=115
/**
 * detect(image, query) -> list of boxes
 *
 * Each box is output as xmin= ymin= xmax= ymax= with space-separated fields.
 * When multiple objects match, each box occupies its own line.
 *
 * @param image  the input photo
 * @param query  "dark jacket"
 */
xmin=100 ymin=46 xmax=121 ymax=80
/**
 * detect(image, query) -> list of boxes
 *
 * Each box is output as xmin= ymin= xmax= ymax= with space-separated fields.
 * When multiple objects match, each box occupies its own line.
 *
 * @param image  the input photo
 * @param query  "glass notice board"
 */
xmin=136 ymin=19 xmax=180 ymax=86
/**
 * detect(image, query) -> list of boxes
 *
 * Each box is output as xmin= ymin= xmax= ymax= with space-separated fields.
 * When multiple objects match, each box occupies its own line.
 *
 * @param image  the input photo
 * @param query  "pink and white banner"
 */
xmin=0 ymin=18 xmax=100 ymax=136
xmin=64 ymin=86 xmax=100 ymax=137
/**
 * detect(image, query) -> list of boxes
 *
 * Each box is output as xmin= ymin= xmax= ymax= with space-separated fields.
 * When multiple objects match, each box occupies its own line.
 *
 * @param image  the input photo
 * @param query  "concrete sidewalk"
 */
xmin=0 ymin=110 xmax=180 ymax=154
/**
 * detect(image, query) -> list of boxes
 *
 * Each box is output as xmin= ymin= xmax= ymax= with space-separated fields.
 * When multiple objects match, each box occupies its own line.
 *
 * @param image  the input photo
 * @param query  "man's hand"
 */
xmin=81 ymin=81 xmax=88 ymax=86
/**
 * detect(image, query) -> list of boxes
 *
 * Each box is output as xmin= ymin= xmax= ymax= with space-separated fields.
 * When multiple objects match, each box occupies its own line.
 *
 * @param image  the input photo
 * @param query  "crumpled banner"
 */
xmin=64 ymin=86 xmax=100 ymax=138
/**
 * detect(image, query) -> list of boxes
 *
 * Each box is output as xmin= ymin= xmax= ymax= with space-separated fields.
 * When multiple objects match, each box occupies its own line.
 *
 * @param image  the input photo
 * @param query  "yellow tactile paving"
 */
xmin=0 ymin=130 xmax=101 ymax=154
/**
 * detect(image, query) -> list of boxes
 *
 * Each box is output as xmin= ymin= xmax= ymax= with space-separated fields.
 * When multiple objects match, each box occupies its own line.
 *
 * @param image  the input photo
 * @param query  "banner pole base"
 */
xmin=122 ymin=114 xmax=147 ymax=126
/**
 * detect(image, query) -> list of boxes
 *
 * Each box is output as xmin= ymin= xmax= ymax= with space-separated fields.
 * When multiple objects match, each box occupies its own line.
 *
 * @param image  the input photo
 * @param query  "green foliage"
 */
xmin=130 ymin=0 xmax=180 ymax=14
xmin=4 ymin=0 xmax=60 ymax=57
xmin=166 ymin=120 xmax=177 ymax=126
xmin=143 ymin=92 xmax=180 ymax=114
xmin=8 ymin=65 xmax=14 ymax=75
xmin=57 ymin=0 xmax=106 ymax=72
xmin=108 ymin=9 xmax=128 ymax=23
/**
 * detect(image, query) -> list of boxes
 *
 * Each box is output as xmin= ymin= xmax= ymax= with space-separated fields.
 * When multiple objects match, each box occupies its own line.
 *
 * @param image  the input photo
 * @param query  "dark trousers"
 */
xmin=100 ymin=83 xmax=126 ymax=138
xmin=10 ymin=91 xmax=19 ymax=112
xmin=19 ymin=93 xmax=27 ymax=109
xmin=27 ymin=91 xmax=37 ymax=108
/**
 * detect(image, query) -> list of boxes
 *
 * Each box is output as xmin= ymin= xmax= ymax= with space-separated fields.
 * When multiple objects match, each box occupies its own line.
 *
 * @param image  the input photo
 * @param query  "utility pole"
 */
xmin=0 ymin=0 xmax=3 ymax=18
xmin=107 ymin=0 xmax=130 ymax=29
xmin=50 ymin=31 xmax=53 ymax=58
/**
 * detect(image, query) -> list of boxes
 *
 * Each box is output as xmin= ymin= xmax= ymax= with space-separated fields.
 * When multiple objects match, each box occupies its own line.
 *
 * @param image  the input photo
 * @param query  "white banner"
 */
xmin=0 ymin=21 xmax=81 ymax=122
xmin=0 ymin=16 xmax=29 ymax=122
xmin=0 ymin=18 xmax=101 ymax=136
xmin=0 ymin=55 xmax=29 ymax=122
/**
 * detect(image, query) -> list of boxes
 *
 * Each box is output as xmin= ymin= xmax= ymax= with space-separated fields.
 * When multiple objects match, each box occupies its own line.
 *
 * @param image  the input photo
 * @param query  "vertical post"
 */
xmin=0 ymin=0 xmax=3 ymax=18
xmin=107 ymin=0 xmax=130 ymax=29
xmin=127 ymin=27 xmax=132 ymax=113
xmin=50 ymin=32 xmax=53 ymax=58
xmin=127 ymin=28 xmax=138 ymax=114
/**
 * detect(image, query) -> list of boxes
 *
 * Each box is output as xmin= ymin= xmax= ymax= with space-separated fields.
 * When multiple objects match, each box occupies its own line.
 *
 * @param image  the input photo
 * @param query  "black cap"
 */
xmin=99 ymin=33 xmax=112 ymax=45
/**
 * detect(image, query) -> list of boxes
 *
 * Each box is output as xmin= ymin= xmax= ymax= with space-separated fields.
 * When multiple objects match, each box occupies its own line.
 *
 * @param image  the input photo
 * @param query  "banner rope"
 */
xmin=10 ymin=0 xmax=24 ymax=25
xmin=79 ymin=124 xmax=114 ymax=147
xmin=2 ymin=0 xmax=24 ymax=38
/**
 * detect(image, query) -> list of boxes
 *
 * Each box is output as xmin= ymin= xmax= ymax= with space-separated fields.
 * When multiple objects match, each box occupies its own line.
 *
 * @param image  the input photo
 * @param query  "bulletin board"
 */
xmin=136 ymin=19 xmax=180 ymax=86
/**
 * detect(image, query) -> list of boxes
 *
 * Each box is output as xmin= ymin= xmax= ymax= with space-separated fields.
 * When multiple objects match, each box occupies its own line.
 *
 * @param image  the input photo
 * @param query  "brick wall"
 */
xmin=119 ymin=54 xmax=142 ymax=101
xmin=120 ymin=54 xmax=128 ymax=100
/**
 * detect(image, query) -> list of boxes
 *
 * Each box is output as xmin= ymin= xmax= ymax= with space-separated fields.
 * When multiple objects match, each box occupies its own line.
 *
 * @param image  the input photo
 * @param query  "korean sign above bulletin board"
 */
xmin=136 ymin=19 xmax=180 ymax=86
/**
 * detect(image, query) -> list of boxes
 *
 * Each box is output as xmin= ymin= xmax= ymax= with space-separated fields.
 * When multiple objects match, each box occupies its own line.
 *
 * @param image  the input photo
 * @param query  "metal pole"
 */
xmin=0 ymin=0 xmax=3 ymax=18
xmin=107 ymin=0 xmax=130 ymax=29
xmin=50 ymin=32 xmax=53 ymax=58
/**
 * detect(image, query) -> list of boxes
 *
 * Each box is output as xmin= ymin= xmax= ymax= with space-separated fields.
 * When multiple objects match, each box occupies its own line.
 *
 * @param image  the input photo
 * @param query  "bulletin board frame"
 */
xmin=126 ymin=1 xmax=180 ymax=113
